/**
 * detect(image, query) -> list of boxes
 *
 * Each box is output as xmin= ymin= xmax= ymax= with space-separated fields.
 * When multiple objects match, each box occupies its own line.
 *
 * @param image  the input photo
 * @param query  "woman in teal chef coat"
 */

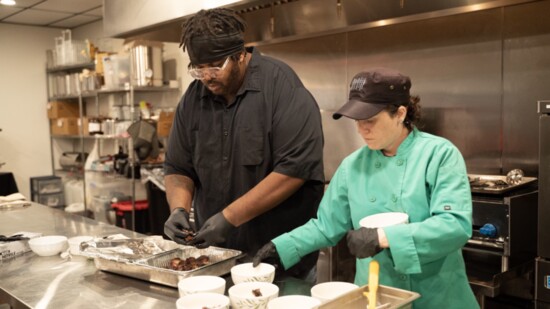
xmin=253 ymin=68 xmax=479 ymax=309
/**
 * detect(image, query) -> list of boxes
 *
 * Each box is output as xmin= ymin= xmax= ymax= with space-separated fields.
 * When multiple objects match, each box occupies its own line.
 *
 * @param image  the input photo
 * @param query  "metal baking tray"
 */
xmin=468 ymin=174 xmax=537 ymax=194
xmin=319 ymin=284 xmax=420 ymax=309
xmin=93 ymin=246 xmax=243 ymax=287
xmin=80 ymin=238 xmax=165 ymax=262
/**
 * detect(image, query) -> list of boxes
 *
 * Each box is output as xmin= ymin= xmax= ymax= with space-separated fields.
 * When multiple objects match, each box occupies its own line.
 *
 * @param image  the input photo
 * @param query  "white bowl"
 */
xmin=28 ymin=235 xmax=68 ymax=257
xmin=229 ymin=281 xmax=279 ymax=309
xmin=310 ymin=281 xmax=359 ymax=303
xmin=231 ymin=263 xmax=275 ymax=284
xmin=176 ymin=292 xmax=230 ymax=309
xmin=267 ymin=295 xmax=322 ymax=309
xmin=178 ymin=276 xmax=226 ymax=297
xmin=68 ymin=236 xmax=94 ymax=255
xmin=359 ymin=212 xmax=409 ymax=228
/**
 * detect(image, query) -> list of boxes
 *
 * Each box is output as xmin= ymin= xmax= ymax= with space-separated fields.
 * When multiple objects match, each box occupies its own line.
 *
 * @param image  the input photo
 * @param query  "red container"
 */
xmin=111 ymin=200 xmax=150 ymax=233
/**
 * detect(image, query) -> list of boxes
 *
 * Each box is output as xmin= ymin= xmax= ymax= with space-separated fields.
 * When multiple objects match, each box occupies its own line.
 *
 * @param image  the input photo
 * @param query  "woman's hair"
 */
xmin=385 ymin=95 xmax=421 ymax=131
xmin=179 ymin=8 xmax=247 ymax=51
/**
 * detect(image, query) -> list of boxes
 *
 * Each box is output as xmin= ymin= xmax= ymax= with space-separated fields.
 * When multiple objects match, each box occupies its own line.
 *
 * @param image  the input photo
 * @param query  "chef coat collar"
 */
xmin=375 ymin=127 xmax=418 ymax=158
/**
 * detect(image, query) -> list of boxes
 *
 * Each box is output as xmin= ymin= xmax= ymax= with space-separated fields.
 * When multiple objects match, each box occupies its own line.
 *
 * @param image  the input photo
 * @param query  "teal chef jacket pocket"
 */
xmin=239 ymin=127 xmax=264 ymax=166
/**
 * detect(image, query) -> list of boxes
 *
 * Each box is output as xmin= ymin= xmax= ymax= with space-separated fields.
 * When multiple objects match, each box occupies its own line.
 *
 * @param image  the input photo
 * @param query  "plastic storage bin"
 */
xmin=30 ymin=176 xmax=62 ymax=194
xmin=111 ymin=200 xmax=150 ymax=233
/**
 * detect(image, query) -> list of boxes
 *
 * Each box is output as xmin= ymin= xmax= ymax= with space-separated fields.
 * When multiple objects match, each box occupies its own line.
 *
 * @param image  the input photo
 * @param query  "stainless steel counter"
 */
xmin=0 ymin=203 xmax=313 ymax=309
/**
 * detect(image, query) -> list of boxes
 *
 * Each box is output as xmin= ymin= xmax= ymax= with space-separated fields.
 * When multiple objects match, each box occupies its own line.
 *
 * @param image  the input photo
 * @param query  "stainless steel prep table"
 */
xmin=0 ymin=203 xmax=313 ymax=309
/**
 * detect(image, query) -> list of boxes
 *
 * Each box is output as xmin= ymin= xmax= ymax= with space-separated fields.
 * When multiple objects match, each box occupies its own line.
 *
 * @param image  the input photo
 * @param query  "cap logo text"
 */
xmin=351 ymin=77 xmax=367 ymax=91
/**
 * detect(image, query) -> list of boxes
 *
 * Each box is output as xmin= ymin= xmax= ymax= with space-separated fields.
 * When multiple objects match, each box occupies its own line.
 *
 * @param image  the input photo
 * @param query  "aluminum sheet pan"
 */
xmin=94 ymin=246 xmax=243 ymax=288
xmin=319 ymin=285 xmax=420 ymax=309
xmin=81 ymin=238 xmax=165 ymax=262
xmin=468 ymin=174 xmax=537 ymax=194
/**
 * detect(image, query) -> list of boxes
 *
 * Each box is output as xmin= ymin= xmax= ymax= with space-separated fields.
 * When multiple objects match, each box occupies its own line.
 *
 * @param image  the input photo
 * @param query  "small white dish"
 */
xmin=28 ymin=235 xmax=68 ymax=257
xmin=231 ymin=263 xmax=275 ymax=284
xmin=178 ymin=275 xmax=226 ymax=297
xmin=310 ymin=281 xmax=359 ymax=303
xmin=267 ymin=295 xmax=321 ymax=309
xmin=359 ymin=212 xmax=409 ymax=228
xmin=228 ymin=281 xmax=279 ymax=309
xmin=176 ymin=292 xmax=230 ymax=309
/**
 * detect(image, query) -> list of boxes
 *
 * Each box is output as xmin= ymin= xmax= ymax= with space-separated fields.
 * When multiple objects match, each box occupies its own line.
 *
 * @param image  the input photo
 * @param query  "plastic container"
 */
xmin=111 ymin=200 xmax=150 ymax=233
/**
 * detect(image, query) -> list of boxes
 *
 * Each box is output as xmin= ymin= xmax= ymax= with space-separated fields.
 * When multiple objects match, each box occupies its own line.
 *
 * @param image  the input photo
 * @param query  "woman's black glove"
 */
xmin=252 ymin=242 xmax=280 ymax=267
xmin=346 ymin=227 xmax=382 ymax=258
xmin=164 ymin=208 xmax=194 ymax=244
xmin=189 ymin=212 xmax=235 ymax=248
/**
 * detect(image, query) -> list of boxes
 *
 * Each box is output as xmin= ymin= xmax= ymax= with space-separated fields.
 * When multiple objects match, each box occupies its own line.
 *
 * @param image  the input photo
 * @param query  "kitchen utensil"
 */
xmin=506 ymin=169 xmax=524 ymax=185
xmin=367 ymin=260 xmax=380 ymax=309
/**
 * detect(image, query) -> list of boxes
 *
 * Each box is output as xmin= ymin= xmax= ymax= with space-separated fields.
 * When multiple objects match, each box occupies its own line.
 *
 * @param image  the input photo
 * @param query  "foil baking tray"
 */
xmin=468 ymin=174 xmax=537 ymax=194
xmin=93 ymin=246 xmax=243 ymax=287
xmin=319 ymin=285 xmax=420 ymax=309
xmin=80 ymin=238 xmax=166 ymax=262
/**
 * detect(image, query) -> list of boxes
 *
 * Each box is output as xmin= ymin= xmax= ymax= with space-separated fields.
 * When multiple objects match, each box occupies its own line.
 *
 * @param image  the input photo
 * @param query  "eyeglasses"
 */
xmin=188 ymin=57 xmax=230 ymax=80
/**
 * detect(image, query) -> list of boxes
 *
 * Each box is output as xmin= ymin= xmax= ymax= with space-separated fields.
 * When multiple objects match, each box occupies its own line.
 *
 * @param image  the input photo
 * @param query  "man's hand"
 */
xmin=164 ymin=208 xmax=194 ymax=244
xmin=346 ymin=227 xmax=382 ymax=258
xmin=189 ymin=212 xmax=235 ymax=248
xmin=252 ymin=242 xmax=280 ymax=267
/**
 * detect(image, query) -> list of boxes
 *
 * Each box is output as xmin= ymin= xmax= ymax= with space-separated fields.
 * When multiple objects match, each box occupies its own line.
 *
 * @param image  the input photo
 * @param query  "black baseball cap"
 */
xmin=333 ymin=68 xmax=411 ymax=120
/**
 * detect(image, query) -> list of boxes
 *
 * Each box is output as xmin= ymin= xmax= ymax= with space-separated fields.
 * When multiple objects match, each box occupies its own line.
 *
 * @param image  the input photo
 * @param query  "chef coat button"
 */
xmin=223 ymin=156 xmax=228 ymax=161
xmin=375 ymin=162 xmax=381 ymax=168
xmin=400 ymin=275 xmax=407 ymax=281
xmin=397 ymin=159 xmax=404 ymax=166
xmin=223 ymin=130 xmax=228 ymax=136
xmin=369 ymin=197 xmax=376 ymax=202
xmin=391 ymin=195 xmax=398 ymax=202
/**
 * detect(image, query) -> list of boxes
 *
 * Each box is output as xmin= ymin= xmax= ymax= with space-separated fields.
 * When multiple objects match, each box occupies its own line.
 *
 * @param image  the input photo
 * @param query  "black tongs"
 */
xmin=0 ymin=234 xmax=29 ymax=242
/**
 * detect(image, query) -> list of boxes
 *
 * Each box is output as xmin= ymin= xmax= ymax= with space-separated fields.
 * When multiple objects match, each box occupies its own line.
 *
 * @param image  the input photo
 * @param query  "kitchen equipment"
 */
xmin=464 ymin=186 xmax=538 ymax=302
xmin=59 ymin=152 xmax=88 ymax=170
xmin=368 ymin=260 xmax=380 ymax=309
xmin=124 ymin=40 xmax=163 ymax=87
xmin=468 ymin=173 xmax=537 ymax=194
xmin=536 ymin=100 xmax=550 ymax=306
xmin=319 ymin=284 xmax=420 ymax=309
xmin=89 ymin=245 xmax=243 ymax=288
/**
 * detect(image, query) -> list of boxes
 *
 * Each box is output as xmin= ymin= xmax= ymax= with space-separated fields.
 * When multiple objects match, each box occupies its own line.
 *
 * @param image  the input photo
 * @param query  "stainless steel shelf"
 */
xmin=46 ymin=62 xmax=95 ymax=73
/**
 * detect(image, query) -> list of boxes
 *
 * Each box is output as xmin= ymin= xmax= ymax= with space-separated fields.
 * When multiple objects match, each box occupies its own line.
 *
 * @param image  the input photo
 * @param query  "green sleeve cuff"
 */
xmin=272 ymin=233 xmax=302 ymax=270
xmin=383 ymin=224 xmax=422 ymax=274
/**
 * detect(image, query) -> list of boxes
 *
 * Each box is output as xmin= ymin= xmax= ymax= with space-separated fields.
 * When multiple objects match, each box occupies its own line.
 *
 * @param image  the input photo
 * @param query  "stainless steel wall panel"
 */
xmin=502 ymin=1 xmax=550 ymax=175
xmin=346 ymin=10 xmax=504 ymax=174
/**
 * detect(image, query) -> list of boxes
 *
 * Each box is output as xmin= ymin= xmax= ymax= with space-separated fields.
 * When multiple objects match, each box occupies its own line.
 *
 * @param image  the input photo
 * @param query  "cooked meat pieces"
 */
xmin=181 ymin=228 xmax=196 ymax=242
xmin=252 ymin=288 xmax=262 ymax=297
xmin=168 ymin=255 xmax=210 ymax=271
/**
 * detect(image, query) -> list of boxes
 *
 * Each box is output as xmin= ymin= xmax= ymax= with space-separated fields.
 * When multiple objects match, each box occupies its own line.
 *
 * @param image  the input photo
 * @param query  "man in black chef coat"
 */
xmin=163 ymin=8 xmax=324 ymax=279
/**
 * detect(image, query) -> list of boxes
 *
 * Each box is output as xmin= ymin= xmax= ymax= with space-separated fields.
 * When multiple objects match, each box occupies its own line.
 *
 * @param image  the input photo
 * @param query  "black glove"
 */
xmin=164 ymin=208 xmax=194 ymax=244
xmin=189 ymin=212 xmax=235 ymax=249
xmin=252 ymin=242 xmax=280 ymax=267
xmin=346 ymin=227 xmax=382 ymax=259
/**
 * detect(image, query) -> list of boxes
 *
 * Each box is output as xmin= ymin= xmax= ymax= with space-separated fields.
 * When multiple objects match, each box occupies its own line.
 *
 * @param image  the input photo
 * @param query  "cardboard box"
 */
xmin=157 ymin=110 xmax=175 ymax=137
xmin=47 ymin=101 xmax=79 ymax=119
xmin=78 ymin=117 xmax=89 ymax=135
xmin=51 ymin=117 xmax=79 ymax=135
xmin=0 ymin=232 xmax=42 ymax=261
